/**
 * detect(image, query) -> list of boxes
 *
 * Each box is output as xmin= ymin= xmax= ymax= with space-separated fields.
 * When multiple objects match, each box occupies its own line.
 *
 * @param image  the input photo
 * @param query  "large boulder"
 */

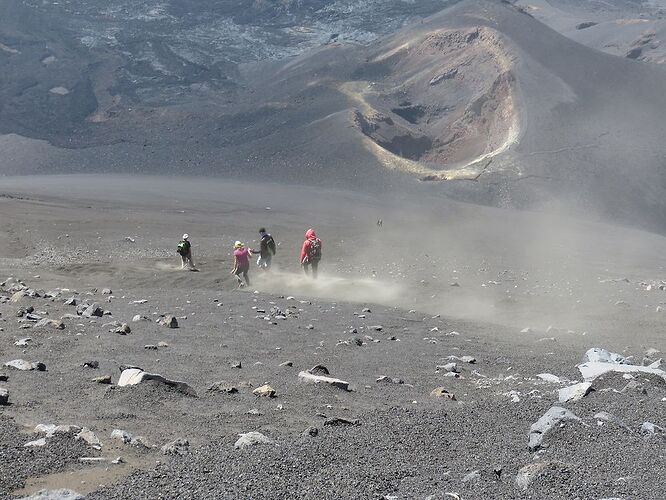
xmin=528 ymin=407 xmax=582 ymax=451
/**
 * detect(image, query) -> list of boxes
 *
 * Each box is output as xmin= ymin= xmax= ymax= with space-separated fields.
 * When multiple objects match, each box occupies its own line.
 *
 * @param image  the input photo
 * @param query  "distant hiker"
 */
xmin=231 ymin=241 xmax=251 ymax=287
xmin=252 ymin=228 xmax=276 ymax=270
xmin=377 ymin=219 xmax=383 ymax=227
xmin=177 ymin=234 xmax=195 ymax=270
xmin=300 ymin=228 xmax=322 ymax=279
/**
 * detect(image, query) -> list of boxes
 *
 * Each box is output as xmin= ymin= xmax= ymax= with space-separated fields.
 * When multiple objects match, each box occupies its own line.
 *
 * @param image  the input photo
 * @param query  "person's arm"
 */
xmin=231 ymin=255 xmax=238 ymax=274
xmin=300 ymin=240 xmax=309 ymax=263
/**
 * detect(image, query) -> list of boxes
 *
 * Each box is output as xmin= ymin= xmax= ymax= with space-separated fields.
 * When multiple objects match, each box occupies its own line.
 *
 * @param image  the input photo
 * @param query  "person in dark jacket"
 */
xmin=253 ymin=228 xmax=276 ymax=270
xmin=300 ymin=228 xmax=322 ymax=279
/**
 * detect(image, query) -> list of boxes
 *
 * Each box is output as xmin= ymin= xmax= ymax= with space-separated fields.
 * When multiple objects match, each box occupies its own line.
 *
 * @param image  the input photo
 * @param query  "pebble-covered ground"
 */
xmin=0 ymin=176 xmax=664 ymax=500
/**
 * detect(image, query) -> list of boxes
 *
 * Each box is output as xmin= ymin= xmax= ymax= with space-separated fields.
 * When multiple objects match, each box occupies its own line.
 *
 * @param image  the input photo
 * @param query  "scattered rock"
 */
xmin=303 ymin=426 xmax=319 ymax=437
xmin=324 ymin=417 xmax=360 ymax=426
xmin=253 ymin=384 xmax=276 ymax=397
xmin=234 ymin=431 xmax=273 ymax=449
xmin=14 ymin=338 xmax=32 ymax=347
xmin=430 ymin=387 xmax=456 ymax=400
xmin=102 ymin=288 xmax=112 ymax=295
xmin=308 ymin=364 xmax=329 ymax=375
xmin=92 ymin=375 xmax=112 ymax=384
xmin=35 ymin=424 xmax=81 ymax=436
xmin=75 ymin=427 xmax=102 ymax=449
xmin=0 ymin=387 xmax=8 ymax=405
xmin=299 ymin=371 xmax=350 ymax=391
xmin=111 ymin=429 xmax=132 ymax=444
xmin=35 ymin=319 xmax=65 ymax=330
xmin=4 ymin=359 xmax=46 ymax=371
xmin=594 ymin=411 xmax=631 ymax=431
xmin=516 ymin=461 xmax=568 ymax=490
xmin=536 ymin=373 xmax=561 ymax=383
xmin=117 ymin=368 xmax=197 ymax=396
xmin=558 ymin=382 xmax=593 ymax=403
xmin=82 ymin=303 xmax=104 ymax=318
xmin=376 ymin=376 xmax=404 ymax=385
xmin=462 ymin=470 xmax=481 ymax=483
xmin=63 ymin=297 xmax=78 ymax=306
xmin=114 ymin=323 xmax=131 ymax=335
xmin=24 ymin=438 xmax=47 ymax=447
xmin=158 ymin=315 xmax=178 ymax=328
xmin=641 ymin=422 xmax=665 ymax=440
xmin=18 ymin=489 xmax=84 ymax=500
xmin=208 ymin=381 xmax=239 ymax=394
xmin=437 ymin=363 xmax=459 ymax=373
xmin=529 ymin=407 xmax=582 ymax=451
xmin=280 ymin=361 xmax=293 ymax=367
xmin=144 ymin=345 xmax=158 ymax=350
xmin=82 ymin=361 xmax=99 ymax=369
xmin=161 ymin=438 xmax=190 ymax=455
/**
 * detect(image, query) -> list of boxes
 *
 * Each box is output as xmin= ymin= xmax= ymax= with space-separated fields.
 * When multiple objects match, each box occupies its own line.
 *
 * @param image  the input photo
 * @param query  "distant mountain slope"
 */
xmin=515 ymin=0 xmax=666 ymax=63
xmin=3 ymin=0 xmax=666 ymax=231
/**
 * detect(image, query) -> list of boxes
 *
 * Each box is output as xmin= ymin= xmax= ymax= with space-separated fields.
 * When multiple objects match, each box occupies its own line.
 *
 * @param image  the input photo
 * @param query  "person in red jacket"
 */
xmin=300 ymin=228 xmax=322 ymax=279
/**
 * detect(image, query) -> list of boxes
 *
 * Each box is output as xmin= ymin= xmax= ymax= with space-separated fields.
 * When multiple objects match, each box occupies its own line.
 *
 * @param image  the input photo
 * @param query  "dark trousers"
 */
xmin=303 ymin=260 xmax=319 ymax=279
xmin=235 ymin=265 xmax=250 ymax=285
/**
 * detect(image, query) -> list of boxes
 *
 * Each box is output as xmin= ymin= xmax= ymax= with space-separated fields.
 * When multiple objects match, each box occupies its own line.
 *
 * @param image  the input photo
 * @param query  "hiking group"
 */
xmin=178 ymin=228 xmax=322 ymax=287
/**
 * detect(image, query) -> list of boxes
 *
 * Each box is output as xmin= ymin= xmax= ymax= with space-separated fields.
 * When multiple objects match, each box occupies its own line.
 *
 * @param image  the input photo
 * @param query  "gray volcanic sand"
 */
xmin=0 ymin=175 xmax=664 ymax=499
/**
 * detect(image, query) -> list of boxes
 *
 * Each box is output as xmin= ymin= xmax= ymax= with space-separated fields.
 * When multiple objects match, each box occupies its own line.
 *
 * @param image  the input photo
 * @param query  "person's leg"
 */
xmin=303 ymin=262 xmax=310 ymax=275
xmin=265 ymin=255 xmax=272 ymax=270
xmin=181 ymin=255 xmax=187 ymax=269
xmin=234 ymin=269 xmax=244 ymax=286
xmin=312 ymin=261 xmax=318 ymax=279
xmin=244 ymin=269 xmax=250 ymax=286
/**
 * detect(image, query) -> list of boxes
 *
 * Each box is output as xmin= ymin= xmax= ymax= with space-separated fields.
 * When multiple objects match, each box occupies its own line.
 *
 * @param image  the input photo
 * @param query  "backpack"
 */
xmin=307 ymin=238 xmax=321 ymax=262
xmin=177 ymin=241 xmax=190 ymax=255
xmin=267 ymin=236 xmax=277 ymax=255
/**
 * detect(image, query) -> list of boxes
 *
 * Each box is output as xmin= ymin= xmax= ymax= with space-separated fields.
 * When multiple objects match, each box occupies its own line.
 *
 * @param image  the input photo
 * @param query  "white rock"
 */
xmin=111 ymin=429 xmax=132 ymax=443
xmin=558 ymin=382 xmax=593 ymax=403
xmin=75 ymin=427 xmax=101 ymax=449
xmin=234 ymin=431 xmax=274 ymax=449
xmin=536 ymin=373 xmax=561 ymax=383
xmin=24 ymin=438 xmax=47 ymax=447
xmin=529 ymin=406 xmax=582 ymax=451
xmin=578 ymin=361 xmax=666 ymax=382
xmin=117 ymin=368 xmax=197 ymax=396
xmin=298 ymin=371 xmax=350 ymax=390
xmin=18 ymin=489 xmax=84 ymax=500
xmin=582 ymin=348 xmax=626 ymax=364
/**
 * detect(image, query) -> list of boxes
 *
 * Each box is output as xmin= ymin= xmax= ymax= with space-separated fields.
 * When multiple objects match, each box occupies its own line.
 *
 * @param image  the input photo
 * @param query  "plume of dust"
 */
xmin=253 ymin=268 xmax=404 ymax=305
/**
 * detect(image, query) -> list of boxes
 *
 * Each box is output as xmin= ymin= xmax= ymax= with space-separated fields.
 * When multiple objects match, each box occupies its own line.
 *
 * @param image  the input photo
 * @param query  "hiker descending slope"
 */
xmin=252 ymin=228 xmax=277 ymax=270
xmin=177 ymin=234 xmax=196 ymax=270
xmin=300 ymin=228 xmax=322 ymax=279
xmin=231 ymin=241 xmax=251 ymax=287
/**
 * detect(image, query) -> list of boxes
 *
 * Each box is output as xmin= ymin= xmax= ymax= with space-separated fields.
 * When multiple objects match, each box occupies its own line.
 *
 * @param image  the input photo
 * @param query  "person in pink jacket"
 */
xmin=300 ymin=228 xmax=322 ymax=279
xmin=231 ymin=241 xmax=251 ymax=287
